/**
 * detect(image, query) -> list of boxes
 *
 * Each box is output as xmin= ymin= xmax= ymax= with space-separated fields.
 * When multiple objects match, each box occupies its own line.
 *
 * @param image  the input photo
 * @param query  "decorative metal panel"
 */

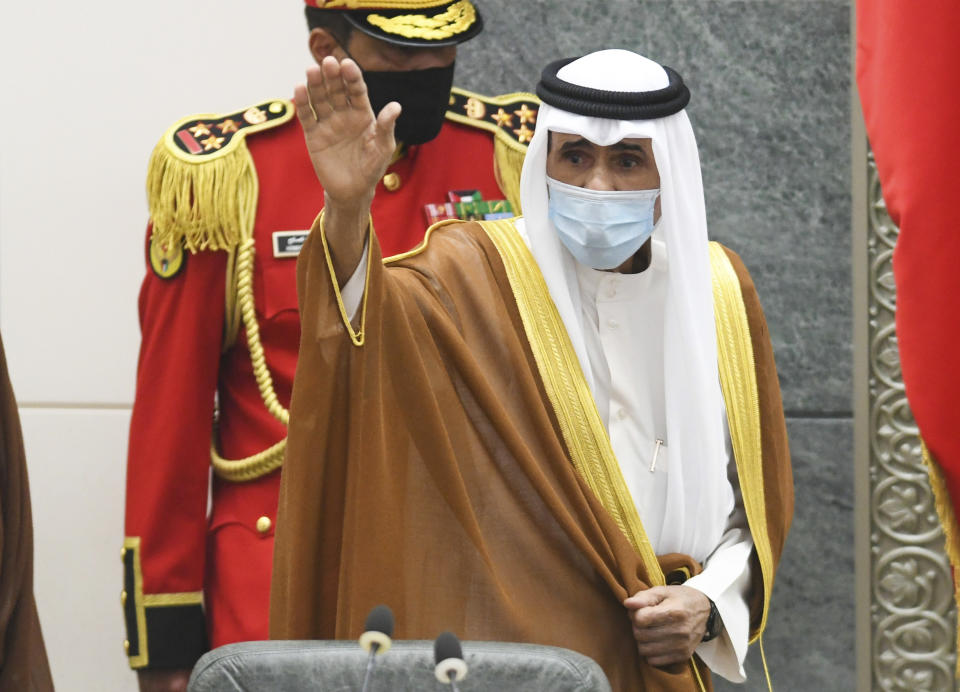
xmin=867 ymin=152 xmax=957 ymax=691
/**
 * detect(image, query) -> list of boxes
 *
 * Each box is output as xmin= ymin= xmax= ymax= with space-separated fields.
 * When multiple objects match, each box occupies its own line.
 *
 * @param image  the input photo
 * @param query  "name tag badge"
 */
xmin=272 ymin=231 xmax=310 ymax=258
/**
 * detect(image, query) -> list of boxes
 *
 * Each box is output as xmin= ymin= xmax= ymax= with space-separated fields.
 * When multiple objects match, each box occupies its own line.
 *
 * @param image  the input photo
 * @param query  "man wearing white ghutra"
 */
xmin=271 ymin=48 xmax=794 ymax=690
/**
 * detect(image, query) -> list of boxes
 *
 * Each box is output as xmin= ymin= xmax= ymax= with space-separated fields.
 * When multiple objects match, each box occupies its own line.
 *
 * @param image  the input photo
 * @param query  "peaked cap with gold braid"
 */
xmin=304 ymin=0 xmax=483 ymax=47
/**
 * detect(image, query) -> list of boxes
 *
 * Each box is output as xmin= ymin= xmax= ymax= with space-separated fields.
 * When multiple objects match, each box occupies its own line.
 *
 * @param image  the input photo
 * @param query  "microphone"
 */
xmin=358 ymin=605 xmax=394 ymax=692
xmin=433 ymin=631 xmax=468 ymax=691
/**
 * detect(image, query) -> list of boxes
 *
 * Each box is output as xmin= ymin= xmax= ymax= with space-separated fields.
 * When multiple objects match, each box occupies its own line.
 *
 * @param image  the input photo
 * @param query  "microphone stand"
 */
xmin=360 ymin=643 xmax=380 ymax=692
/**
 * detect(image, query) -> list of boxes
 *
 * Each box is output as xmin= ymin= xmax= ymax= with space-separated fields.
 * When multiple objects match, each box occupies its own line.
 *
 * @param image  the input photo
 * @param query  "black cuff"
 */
xmin=139 ymin=603 xmax=208 ymax=669
xmin=123 ymin=538 xmax=209 ymax=669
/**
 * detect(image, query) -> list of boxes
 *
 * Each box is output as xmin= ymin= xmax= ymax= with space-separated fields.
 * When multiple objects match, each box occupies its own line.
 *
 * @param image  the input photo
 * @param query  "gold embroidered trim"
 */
xmin=480 ymin=218 xmax=664 ymax=585
xmin=367 ymin=0 xmax=476 ymax=40
xmin=708 ymin=242 xmax=774 ymax=643
xmin=318 ymin=209 xmax=374 ymax=347
xmin=142 ymin=592 xmax=204 ymax=608
xmin=124 ymin=537 xmax=148 ymax=668
xmin=383 ymin=217 xmax=461 ymax=265
xmin=920 ymin=441 xmax=960 ymax=676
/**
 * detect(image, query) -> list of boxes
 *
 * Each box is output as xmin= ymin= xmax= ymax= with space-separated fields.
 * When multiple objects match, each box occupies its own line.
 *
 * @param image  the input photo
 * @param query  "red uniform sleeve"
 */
xmin=122 ymin=226 xmax=226 ymax=670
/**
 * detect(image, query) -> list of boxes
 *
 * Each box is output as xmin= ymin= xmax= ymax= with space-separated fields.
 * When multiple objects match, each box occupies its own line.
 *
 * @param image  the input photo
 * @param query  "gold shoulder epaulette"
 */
xmin=446 ymin=87 xmax=539 ymax=152
xmin=445 ymin=88 xmax=539 ymax=213
xmin=146 ymin=99 xmax=295 ymax=253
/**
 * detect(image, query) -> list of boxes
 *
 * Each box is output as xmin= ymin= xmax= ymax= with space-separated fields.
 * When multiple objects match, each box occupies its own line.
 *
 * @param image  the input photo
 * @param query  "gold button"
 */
xmin=120 ymin=547 xmax=127 ymax=561
xmin=124 ymin=640 xmax=130 ymax=654
xmin=121 ymin=590 xmax=127 ymax=606
xmin=382 ymin=172 xmax=401 ymax=191
xmin=269 ymin=101 xmax=285 ymax=114
xmin=256 ymin=516 xmax=272 ymax=534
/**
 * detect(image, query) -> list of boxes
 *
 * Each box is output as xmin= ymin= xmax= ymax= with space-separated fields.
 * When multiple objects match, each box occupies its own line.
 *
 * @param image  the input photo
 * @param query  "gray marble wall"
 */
xmin=455 ymin=1 xmax=854 ymax=688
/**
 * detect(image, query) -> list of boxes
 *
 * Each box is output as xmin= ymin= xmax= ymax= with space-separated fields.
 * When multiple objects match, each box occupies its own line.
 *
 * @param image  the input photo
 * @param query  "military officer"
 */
xmin=122 ymin=2 xmax=537 ymax=690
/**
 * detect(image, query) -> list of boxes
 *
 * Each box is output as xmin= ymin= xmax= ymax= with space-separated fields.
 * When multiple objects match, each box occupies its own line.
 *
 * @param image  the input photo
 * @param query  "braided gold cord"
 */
xmin=221 ymin=246 xmax=242 ymax=351
xmin=235 ymin=238 xmax=289 ymax=426
xmin=210 ymin=431 xmax=286 ymax=482
xmin=209 ymin=236 xmax=291 ymax=481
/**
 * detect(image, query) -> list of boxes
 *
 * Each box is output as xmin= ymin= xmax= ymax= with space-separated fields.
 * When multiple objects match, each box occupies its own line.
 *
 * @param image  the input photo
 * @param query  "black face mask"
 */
xmin=361 ymin=62 xmax=455 ymax=145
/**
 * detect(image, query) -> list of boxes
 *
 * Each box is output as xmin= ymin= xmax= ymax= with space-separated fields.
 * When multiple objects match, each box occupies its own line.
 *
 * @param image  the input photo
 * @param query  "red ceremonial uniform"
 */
xmin=122 ymin=90 xmax=537 ymax=670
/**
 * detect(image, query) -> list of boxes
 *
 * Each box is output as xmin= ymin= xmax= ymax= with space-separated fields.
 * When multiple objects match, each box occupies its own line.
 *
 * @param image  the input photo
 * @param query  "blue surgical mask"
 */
xmin=546 ymin=176 xmax=660 ymax=270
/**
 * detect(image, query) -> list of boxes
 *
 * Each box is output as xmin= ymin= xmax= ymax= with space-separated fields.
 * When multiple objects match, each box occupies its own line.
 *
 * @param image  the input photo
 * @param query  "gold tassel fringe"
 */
xmin=146 ymin=137 xmax=259 ymax=252
xmin=494 ymin=136 xmax=526 ymax=215
xmin=921 ymin=442 xmax=960 ymax=678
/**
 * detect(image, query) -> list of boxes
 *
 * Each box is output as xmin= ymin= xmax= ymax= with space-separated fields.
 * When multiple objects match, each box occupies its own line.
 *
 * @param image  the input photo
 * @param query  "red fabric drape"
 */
xmin=856 ymin=1 xmax=960 ymax=498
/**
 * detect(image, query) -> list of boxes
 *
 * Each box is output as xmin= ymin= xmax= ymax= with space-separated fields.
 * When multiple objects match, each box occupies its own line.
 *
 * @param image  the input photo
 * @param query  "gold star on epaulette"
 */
xmin=189 ymin=122 xmax=212 ymax=137
xmin=514 ymin=104 xmax=537 ymax=125
xmin=492 ymin=108 xmax=514 ymax=127
xmin=202 ymin=135 xmax=225 ymax=151
xmin=513 ymin=124 xmax=534 ymax=144
xmin=217 ymin=119 xmax=239 ymax=134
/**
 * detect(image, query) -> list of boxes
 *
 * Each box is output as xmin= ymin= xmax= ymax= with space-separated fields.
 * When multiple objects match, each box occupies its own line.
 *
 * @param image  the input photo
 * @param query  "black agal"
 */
xmin=536 ymin=57 xmax=690 ymax=120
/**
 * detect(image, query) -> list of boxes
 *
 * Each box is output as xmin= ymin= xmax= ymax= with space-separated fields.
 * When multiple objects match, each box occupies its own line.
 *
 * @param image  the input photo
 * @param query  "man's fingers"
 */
xmin=322 ymin=56 xmax=350 ymax=111
xmin=626 ymin=587 xmax=703 ymax=668
xmin=305 ymin=65 xmax=332 ymax=121
xmin=633 ymin=628 xmax=697 ymax=668
xmin=636 ymin=635 xmax=695 ymax=668
xmin=375 ymin=101 xmax=401 ymax=150
xmin=630 ymin=606 xmax=666 ymax=629
xmin=624 ymin=589 xmax=663 ymax=610
xmin=341 ymin=59 xmax=370 ymax=112
xmin=292 ymin=84 xmax=315 ymax=125
xmin=630 ymin=604 xmax=683 ymax=629
xmin=631 ymin=621 xmax=674 ymax=642
xmin=634 ymin=635 xmax=681 ymax=655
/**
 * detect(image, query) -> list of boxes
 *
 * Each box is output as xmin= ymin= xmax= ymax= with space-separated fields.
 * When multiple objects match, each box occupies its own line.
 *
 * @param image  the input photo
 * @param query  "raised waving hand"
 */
xmin=295 ymin=56 xmax=400 ymax=206
xmin=294 ymin=56 xmax=400 ymax=277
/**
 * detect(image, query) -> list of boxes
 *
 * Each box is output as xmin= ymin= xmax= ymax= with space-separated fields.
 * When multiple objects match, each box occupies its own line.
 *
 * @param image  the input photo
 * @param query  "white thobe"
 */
xmin=573 ymin=239 xmax=753 ymax=682
xmin=342 ymin=235 xmax=754 ymax=682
